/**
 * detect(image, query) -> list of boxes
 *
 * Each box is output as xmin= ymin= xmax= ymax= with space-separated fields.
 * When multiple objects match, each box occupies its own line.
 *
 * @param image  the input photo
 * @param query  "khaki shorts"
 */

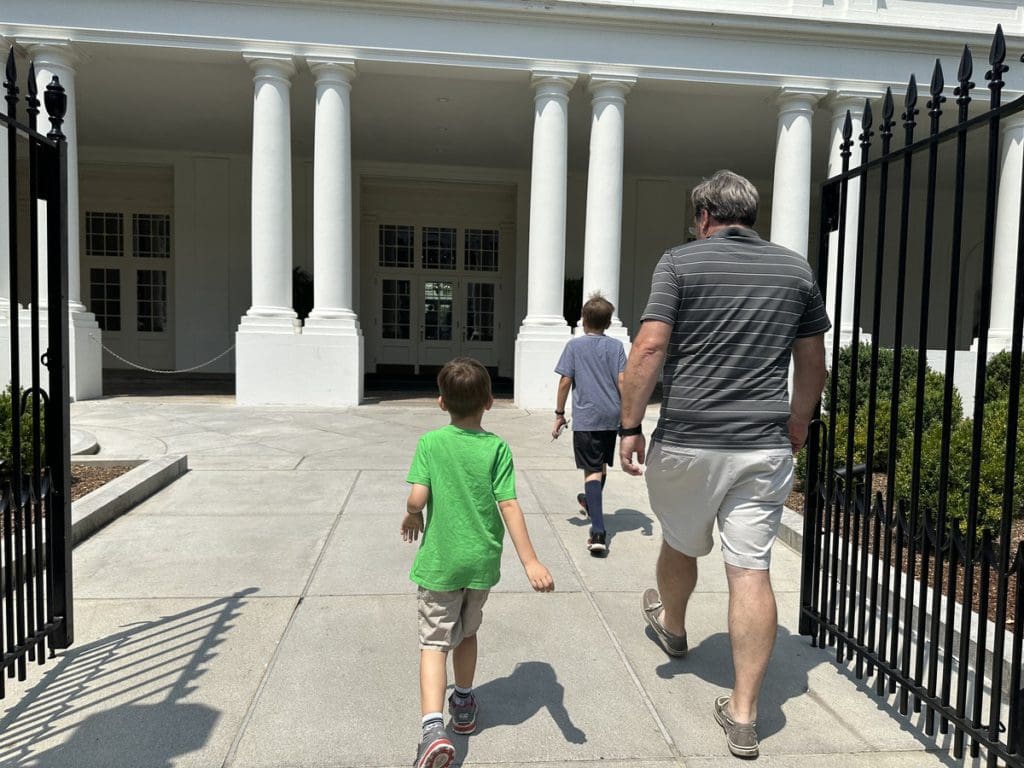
xmin=417 ymin=587 xmax=490 ymax=652
xmin=645 ymin=441 xmax=795 ymax=570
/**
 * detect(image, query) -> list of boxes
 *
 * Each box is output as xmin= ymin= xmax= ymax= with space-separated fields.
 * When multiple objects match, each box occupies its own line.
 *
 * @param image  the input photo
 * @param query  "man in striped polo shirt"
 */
xmin=619 ymin=170 xmax=829 ymax=758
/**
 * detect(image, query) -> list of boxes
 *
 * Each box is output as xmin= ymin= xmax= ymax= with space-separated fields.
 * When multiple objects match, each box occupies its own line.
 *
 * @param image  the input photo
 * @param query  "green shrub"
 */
xmin=983 ymin=349 xmax=1024 ymax=404
xmin=0 ymin=387 xmax=44 ymax=474
xmin=893 ymin=397 xmax=1023 ymax=535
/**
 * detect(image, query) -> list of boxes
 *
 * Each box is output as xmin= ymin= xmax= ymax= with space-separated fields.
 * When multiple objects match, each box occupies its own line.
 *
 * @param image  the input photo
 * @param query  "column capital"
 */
xmin=307 ymin=57 xmax=357 ymax=86
xmin=244 ymin=53 xmax=296 ymax=82
xmin=587 ymin=75 xmax=635 ymax=103
xmin=19 ymin=39 xmax=80 ymax=72
xmin=826 ymin=89 xmax=884 ymax=118
xmin=531 ymin=71 xmax=577 ymax=101
xmin=776 ymin=86 xmax=828 ymax=115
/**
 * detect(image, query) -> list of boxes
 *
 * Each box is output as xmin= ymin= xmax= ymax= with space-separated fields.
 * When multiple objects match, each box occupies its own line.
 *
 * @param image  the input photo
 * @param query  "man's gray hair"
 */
xmin=691 ymin=170 xmax=759 ymax=227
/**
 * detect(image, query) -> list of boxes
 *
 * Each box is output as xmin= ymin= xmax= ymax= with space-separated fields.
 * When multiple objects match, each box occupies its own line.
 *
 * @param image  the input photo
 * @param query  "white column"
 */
xmin=25 ymin=40 xmax=101 ymax=400
xmin=581 ymin=76 xmax=633 ymax=339
xmin=770 ymin=88 xmax=826 ymax=257
xmin=825 ymin=93 xmax=872 ymax=348
xmin=28 ymin=42 xmax=85 ymax=312
xmin=240 ymin=54 xmax=297 ymax=332
xmin=989 ymin=111 xmax=1024 ymax=353
xmin=306 ymin=58 xmax=358 ymax=331
xmin=292 ymin=57 xmax=363 ymax=406
xmin=515 ymin=72 xmax=576 ymax=408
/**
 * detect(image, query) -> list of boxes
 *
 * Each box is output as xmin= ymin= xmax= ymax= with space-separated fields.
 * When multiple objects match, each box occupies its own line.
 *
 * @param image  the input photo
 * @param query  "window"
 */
xmin=378 ymin=224 xmax=414 ymax=268
xmin=423 ymin=281 xmax=454 ymax=340
xmin=136 ymin=269 xmax=168 ymax=332
xmin=466 ymin=283 xmax=495 ymax=342
xmin=85 ymin=212 xmax=124 ymax=258
xmin=422 ymin=227 xmax=456 ymax=270
xmin=133 ymin=214 xmax=171 ymax=259
xmin=465 ymin=229 xmax=499 ymax=272
xmin=382 ymin=279 xmax=411 ymax=339
xmin=89 ymin=268 xmax=121 ymax=331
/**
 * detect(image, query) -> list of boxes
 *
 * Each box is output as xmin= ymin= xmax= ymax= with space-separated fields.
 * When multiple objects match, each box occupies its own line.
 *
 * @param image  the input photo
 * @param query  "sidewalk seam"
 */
xmin=524 ymin=469 xmax=681 ymax=760
xmin=219 ymin=468 xmax=363 ymax=768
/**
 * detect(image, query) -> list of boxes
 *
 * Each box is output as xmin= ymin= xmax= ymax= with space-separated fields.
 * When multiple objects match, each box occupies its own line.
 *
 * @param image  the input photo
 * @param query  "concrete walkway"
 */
xmin=0 ymin=396 xmax=968 ymax=767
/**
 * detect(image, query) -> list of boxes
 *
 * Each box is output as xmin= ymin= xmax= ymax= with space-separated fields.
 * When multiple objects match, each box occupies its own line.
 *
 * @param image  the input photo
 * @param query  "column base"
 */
xmin=235 ymin=327 xmax=363 ymax=406
xmin=514 ymin=323 xmax=571 ymax=409
xmin=13 ymin=308 xmax=103 ymax=401
xmin=239 ymin=312 xmax=301 ymax=334
xmin=303 ymin=314 xmax=361 ymax=337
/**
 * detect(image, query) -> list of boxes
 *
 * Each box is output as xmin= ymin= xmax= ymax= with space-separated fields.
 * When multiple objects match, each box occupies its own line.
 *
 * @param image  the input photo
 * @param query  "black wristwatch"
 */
xmin=554 ymin=410 xmax=565 ymax=416
xmin=618 ymin=424 xmax=643 ymax=437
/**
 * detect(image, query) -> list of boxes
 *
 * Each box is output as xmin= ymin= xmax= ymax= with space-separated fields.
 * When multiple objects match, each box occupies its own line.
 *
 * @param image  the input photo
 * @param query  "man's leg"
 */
xmin=724 ymin=564 xmax=777 ymax=723
xmin=656 ymin=539 xmax=698 ymax=637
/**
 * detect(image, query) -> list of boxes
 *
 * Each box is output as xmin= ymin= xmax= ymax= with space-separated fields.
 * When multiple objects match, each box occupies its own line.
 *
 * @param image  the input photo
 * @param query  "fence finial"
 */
xmin=859 ymin=99 xmax=874 ymax=151
xmin=928 ymin=59 xmax=946 ymax=124
xmin=43 ymin=75 xmax=66 ymax=141
xmin=880 ymin=87 xmax=895 ymax=144
xmin=3 ymin=47 xmax=17 ymax=113
xmin=955 ymin=45 xmax=975 ymax=120
xmin=840 ymin=109 xmax=853 ymax=160
xmin=26 ymin=62 xmax=39 ymax=131
xmin=986 ymin=24 xmax=1007 ymax=104
xmin=902 ymin=74 xmax=919 ymax=129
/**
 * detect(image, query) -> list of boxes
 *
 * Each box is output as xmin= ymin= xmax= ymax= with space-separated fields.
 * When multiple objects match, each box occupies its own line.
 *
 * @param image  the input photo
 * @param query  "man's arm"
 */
xmin=789 ymin=334 xmax=827 ymax=453
xmin=619 ymin=320 xmax=672 ymax=475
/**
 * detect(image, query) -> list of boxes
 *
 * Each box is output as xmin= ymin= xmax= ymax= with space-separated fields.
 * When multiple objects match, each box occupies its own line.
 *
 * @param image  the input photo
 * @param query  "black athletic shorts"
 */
xmin=573 ymin=430 xmax=617 ymax=472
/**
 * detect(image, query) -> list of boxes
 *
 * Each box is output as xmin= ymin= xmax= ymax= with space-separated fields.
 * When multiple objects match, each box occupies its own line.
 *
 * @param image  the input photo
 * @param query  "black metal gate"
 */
xmin=0 ymin=50 xmax=74 ymax=697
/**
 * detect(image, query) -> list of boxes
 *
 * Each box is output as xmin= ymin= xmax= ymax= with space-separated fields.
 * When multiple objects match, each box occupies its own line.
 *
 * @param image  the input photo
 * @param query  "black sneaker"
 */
xmin=577 ymin=493 xmax=589 ymax=517
xmin=587 ymin=531 xmax=607 ymax=556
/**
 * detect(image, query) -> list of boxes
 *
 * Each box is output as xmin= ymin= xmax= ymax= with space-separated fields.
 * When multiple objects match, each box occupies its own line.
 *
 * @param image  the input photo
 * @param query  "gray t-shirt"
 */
xmin=641 ymin=226 xmax=831 ymax=449
xmin=554 ymin=334 xmax=627 ymax=431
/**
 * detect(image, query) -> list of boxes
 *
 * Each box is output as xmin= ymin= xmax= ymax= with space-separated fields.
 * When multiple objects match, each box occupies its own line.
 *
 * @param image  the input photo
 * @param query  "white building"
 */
xmin=1 ymin=1 xmax=1021 ymax=407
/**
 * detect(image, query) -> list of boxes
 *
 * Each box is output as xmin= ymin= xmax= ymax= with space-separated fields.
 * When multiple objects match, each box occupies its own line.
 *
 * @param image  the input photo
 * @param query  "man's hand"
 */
xmin=524 ymin=560 xmax=554 ymax=592
xmin=551 ymin=414 xmax=567 ymax=439
xmin=788 ymin=416 xmax=810 ymax=454
xmin=400 ymin=511 xmax=424 ymax=542
xmin=620 ymin=434 xmax=647 ymax=475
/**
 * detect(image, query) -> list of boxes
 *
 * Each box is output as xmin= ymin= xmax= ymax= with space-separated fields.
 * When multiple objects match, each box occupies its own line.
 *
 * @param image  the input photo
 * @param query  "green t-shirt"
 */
xmin=406 ymin=425 xmax=517 ymax=591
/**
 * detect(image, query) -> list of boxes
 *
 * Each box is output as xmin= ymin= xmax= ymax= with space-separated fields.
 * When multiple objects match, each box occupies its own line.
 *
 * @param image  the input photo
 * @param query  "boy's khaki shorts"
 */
xmin=645 ymin=441 xmax=795 ymax=570
xmin=417 ymin=587 xmax=490 ymax=651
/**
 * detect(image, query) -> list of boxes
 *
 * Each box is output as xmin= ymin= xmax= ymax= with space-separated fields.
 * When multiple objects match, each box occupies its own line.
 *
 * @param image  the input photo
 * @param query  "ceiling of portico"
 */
xmin=63 ymin=42 xmax=831 ymax=182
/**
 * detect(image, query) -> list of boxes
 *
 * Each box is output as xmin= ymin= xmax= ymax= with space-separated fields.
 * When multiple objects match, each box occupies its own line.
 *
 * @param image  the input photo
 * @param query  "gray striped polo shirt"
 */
xmin=641 ymin=226 xmax=831 ymax=449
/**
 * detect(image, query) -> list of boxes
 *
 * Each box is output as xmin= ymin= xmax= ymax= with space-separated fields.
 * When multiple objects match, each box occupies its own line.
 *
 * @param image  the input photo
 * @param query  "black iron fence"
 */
xmin=0 ymin=49 xmax=73 ymax=698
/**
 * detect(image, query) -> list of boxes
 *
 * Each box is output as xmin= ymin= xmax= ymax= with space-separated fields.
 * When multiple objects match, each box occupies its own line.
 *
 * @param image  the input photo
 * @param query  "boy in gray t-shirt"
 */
xmin=552 ymin=293 xmax=627 ymax=556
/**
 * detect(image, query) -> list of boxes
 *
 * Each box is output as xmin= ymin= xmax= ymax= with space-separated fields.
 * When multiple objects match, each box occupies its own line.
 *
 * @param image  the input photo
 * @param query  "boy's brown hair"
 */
xmin=581 ymin=292 xmax=614 ymax=332
xmin=437 ymin=357 xmax=492 ymax=417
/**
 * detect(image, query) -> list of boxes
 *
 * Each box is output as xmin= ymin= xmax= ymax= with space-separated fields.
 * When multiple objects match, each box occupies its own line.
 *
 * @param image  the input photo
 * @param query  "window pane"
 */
xmin=132 ymin=214 xmax=172 ymax=258
xmin=378 ymin=224 xmax=414 ymax=268
xmin=381 ymin=279 xmax=411 ymax=339
xmin=136 ymin=269 xmax=168 ymax=333
xmin=88 ymin=267 xmax=122 ymax=331
xmin=85 ymin=212 xmax=124 ymax=258
xmin=464 ymin=228 xmax=499 ymax=272
xmin=466 ymin=282 xmax=495 ymax=342
xmin=423 ymin=281 xmax=454 ymax=340
xmin=422 ymin=227 xmax=456 ymax=270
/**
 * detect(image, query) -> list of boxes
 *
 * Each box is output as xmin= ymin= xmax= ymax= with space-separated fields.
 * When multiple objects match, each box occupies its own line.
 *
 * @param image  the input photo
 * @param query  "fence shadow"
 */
xmin=565 ymin=507 xmax=655 ymax=542
xmin=0 ymin=588 xmax=257 ymax=767
xmin=451 ymin=660 xmax=585 ymax=766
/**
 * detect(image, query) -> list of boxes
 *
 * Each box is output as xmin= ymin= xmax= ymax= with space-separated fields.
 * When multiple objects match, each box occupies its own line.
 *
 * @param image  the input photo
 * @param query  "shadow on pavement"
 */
xmin=452 ymin=661 xmax=585 ymax=765
xmin=565 ymin=507 xmax=656 ymax=543
xmin=0 ymin=588 xmax=258 ymax=768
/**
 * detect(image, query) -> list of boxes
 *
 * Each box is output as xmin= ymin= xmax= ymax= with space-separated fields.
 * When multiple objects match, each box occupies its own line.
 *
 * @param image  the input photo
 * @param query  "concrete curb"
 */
xmin=778 ymin=505 xmax=805 ymax=553
xmin=72 ymin=455 xmax=189 ymax=546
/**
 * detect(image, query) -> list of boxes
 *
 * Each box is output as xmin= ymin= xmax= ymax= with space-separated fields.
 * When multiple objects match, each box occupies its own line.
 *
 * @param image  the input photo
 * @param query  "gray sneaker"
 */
xmin=413 ymin=722 xmax=455 ymax=768
xmin=448 ymin=691 xmax=478 ymax=734
xmin=714 ymin=696 xmax=759 ymax=759
xmin=641 ymin=588 xmax=688 ymax=657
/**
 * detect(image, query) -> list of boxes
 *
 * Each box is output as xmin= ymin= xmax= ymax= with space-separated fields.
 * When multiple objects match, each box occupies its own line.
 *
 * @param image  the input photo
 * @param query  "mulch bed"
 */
xmin=787 ymin=480 xmax=1023 ymax=628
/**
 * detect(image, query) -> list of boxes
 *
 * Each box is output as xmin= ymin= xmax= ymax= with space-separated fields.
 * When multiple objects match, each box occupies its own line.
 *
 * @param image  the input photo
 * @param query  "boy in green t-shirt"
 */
xmin=402 ymin=357 xmax=554 ymax=768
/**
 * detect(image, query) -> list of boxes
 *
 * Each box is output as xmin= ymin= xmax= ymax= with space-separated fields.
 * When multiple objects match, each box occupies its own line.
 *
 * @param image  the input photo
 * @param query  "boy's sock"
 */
xmin=584 ymin=480 xmax=605 ymax=533
xmin=453 ymin=685 xmax=473 ymax=701
xmin=422 ymin=713 xmax=444 ymax=733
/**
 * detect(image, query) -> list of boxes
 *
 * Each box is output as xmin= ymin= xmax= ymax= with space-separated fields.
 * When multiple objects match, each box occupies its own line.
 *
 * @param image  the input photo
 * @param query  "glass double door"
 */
xmin=378 ymin=275 xmax=499 ymax=369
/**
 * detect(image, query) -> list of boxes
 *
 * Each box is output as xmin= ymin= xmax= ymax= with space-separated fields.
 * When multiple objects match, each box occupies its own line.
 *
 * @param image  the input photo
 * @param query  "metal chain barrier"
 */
xmin=88 ymin=333 xmax=235 ymax=374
